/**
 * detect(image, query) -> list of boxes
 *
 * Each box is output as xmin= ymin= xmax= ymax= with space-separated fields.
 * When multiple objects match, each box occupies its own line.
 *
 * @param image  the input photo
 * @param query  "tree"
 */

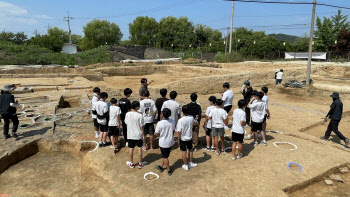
xmin=81 ymin=19 xmax=123 ymax=50
xmin=290 ymin=33 xmax=309 ymax=52
xmin=26 ymin=27 xmax=69 ymax=52
xmin=0 ymin=31 xmax=27 ymax=44
xmin=314 ymin=10 xmax=350 ymax=51
xmin=333 ymin=29 xmax=350 ymax=57
xmin=194 ymin=25 xmax=223 ymax=52
xmin=129 ymin=16 xmax=159 ymax=46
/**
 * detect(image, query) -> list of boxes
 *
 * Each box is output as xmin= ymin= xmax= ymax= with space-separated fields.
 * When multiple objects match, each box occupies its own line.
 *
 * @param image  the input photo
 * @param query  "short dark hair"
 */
xmin=257 ymin=92 xmax=264 ymax=100
xmin=131 ymin=101 xmax=140 ymax=109
xmin=216 ymin=99 xmax=223 ymax=106
xmin=124 ymin=88 xmax=132 ymax=96
xmin=251 ymin=90 xmax=258 ymax=96
xmin=280 ymin=69 xmax=283 ymax=72
xmin=182 ymin=105 xmax=189 ymax=115
xmin=110 ymin=98 xmax=117 ymax=104
xmin=170 ymin=91 xmax=177 ymax=99
xmin=93 ymin=87 xmax=100 ymax=93
xmin=141 ymin=78 xmax=147 ymax=84
xmin=162 ymin=108 xmax=171 ymax=119
xmin=144 ymin=90 xmax=150 ymax=97
xmin=261 ymin=87 xmax=268 ymax=94
xmin=190 ymin=93 xmax=197 ymax=102
xmin=208 ymin=96 xmax=216 ymax=104
xmin=238 ymin=99 xmax=246 ymax=108
xmin=160 ymin=88 xmax=167 ymax=97
xmin=223 ymin=82 xmax=230 ymax=89
xmin=100 ymin=92 xmax=108 ymax=99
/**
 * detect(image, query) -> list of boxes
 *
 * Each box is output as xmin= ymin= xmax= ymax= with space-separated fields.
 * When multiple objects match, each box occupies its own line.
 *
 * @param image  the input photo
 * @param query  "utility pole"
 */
xmin=229 ymin=1 xmax=234 ymax=54
xmin=33 ymin=29 xmax=38 ymax=37
xmin=306 ymin=0 xmax=316 ymax=86
xmin=225 ymin=27 xmax=229 ymax=54
xmin=64 ymin=12 xmax=73 ymax=44
xmin=45 ymin=24 xmax=51 ymax=30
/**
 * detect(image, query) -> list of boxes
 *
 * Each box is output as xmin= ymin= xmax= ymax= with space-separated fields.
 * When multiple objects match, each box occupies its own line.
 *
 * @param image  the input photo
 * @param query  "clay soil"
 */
xmin=0 ymin=61 xmax=350 ymax=197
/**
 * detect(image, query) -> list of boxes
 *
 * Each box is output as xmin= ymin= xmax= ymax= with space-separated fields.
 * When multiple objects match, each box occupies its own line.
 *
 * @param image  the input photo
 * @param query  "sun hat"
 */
xmin=275 ymin=69 xmax=279 ymax=72
xmin=330 ymin=92 xmax=340 ymax=99
xmin=2 ymin=84 xmax=16 ymax=91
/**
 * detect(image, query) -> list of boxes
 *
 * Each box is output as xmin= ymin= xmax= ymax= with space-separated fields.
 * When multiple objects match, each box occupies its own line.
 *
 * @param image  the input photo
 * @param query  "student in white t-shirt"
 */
xmin=248 ymin=92 xmax=267 ymax=146
xmin=92 ymin=92 xmax=109 ymax=148
xmin=125 ymin=101 xmax=146 ymax=169
xmin=231 ymin=99 xmax=247 ymax=160
xmin=245 ymin=90 xmax=258 ymax=140
xmin=155 ymin=108 xmax=175 ymax=176
xmin=208 ymin=99 xmax=229 ymax=155
xmin=202 ymin=96 xmax=217 ymax=151
xmin=161 ymin=91 xmax=181 ymax=130
xmin=138 ymin=90 xmax=157 ymax=151
xmin=176 ymin=105 xmax=198 ymax=171
xmin=261 ymin=87 xmax=271 ymax=135
xmin=276 ymin=69 xmax=284 ymax=85
xmin=91 ymin=87 xmax=100 ymax=139
xmin=222 ymin=82 xmax=234 ymax=114
xmin=108 ymin=98 xmax=121 ymax=154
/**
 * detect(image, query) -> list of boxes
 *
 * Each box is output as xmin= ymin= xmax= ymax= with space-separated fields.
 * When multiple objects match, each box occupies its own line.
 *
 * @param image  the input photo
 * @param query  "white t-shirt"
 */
xmin=91 ymin=93 xmax=99 ymax=119
xmin=176 ymin=115 xmax=194 ymax=141
xmin=155 ymin=119 xmax=175 ymax=148
xmin=208 ymin=108 xmax=228 ymax=128
xmin=205 ymin=105 xmax=216 ymax=129
xmin=276 ymin=72 xmax=284 ymax=80
xmin=125 ymin=111 xmax=144 ymax=140
xmin=109 ymin=106 xmax=121 ymax=126
xmin=249 ymin=101 xmax=266 ymax=123
xmin=222 ymin=89 xmax=234 ymax=107
xmin=139 ymin=98 xmax=157 ymax=124
xmin=231 ymin=108 xmax=246 ymax=134
xmin=161 ymin=99 xmax=180 ymax=129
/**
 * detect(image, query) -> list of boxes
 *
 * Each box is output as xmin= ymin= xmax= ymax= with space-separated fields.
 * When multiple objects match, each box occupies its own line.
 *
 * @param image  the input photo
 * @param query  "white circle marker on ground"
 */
xmin=144 ymin=172 xmax=159 ymax=181
xmin=273 ymin=142 xmax=297 ymax=151
xmin=81 ymin=141 xmax=99 ymax=152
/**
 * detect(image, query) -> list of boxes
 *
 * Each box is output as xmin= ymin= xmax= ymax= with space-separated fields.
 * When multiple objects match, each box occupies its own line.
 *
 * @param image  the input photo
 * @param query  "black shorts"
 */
xmin=128 ymin=139 xmax=143 ymax=148
xmin=93 ymin=118 xmax=99 ymax=128
xmin=144 ymin=123 xmax=155 ymax=136
xmin=206 ymin=128 xmax=212 ymax=136
xmin=99 ymin=124 xmax=108 ymax=132
xmin=108 ymin=126 xmax=120 ymax=136
xmin=251 ymin=121 xmax=263 ymax=132
xmin=232 ymin=132 xmax=244 ymax=143
xmin=224 ymin=105 xmax=232 ymax=113
xmin=160 ymin=147 xmax=171 ymax=158
xmin=180 ymin=140 xmax=193 ymax=151
xmin=263 ymin=114 xmax=267 ymax=123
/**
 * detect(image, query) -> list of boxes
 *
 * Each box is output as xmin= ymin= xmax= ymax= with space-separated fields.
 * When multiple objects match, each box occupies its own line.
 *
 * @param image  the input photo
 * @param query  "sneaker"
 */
xmin=95 ymin=131 xmax=100 ymax=139
xmin=168 ymin=169 xmax=173 ymax=176
xmin=99 ymin=143 xmax=103 ymax=148
xmin=182 ymin=164 xmax=189 ymax=171
xmin=12 ymin=133 xmax=18 ymax=138
xmin=204 ymin=147 xmax=211 ymax=151
xmin=126 ymin=161 xmax=135 ymax=168
xmin=151 ymin=145 xmax=155 ymax=150
xmin=320 ymin=136 xmax=329 ymax=141
xmin=155 ymin=165 xmax=164 ymax=172
xmin=138 ymin=162 xmax=145 ymax=169
xmin=188 ymin=162 xmax=198 ymax=168
xmin=261 ymin=140 xmax=267 ymax=146
xmin=345 ymin=139 xmax=350 ymax=147
xmin=194 ymin=147 xmax=198 ymax=152
xmin=102 ymin=143 xmax=107 ymax=147
xmin=254 ymin=141 xmax=259 ymax=146
xmin=244 ymin=134 xmax=252 ymax=140
xmin=126 ymin=142 xmax=129 ymax=147
xmin=113 ymin=148 xmax=118 ymax=154
xmin=211 ymin=147 xmax=215 ymax=152
xmin=4 ymin=135 xmax=11 ymax=139
xmin=235 ymin=153 xmax=243 ymax=158
xmin=216 ymin=151 xmax=220 ymax=156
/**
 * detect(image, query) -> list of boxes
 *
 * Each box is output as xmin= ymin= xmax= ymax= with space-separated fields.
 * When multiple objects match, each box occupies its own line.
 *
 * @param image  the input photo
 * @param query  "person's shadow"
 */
xmin=15 ymin=126 xmax=52 ymax=141
xmin=172 ymin=152 xmax=211 ymax=173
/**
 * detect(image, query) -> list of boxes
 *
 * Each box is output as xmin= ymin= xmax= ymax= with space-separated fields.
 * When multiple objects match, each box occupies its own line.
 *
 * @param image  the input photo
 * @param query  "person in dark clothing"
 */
xmin=0 ymin=84 xmax=20 ymax=139
xmin=139 ymin=78 xmax=154 ymax=100
xmin=119 ymin=88 xmax=132 ymax=147
xmin=187 ymin=93 xmax=202 ymax=151
xmin=155 ymin=88 xmax=168 ymax=121
xmin=241 ymin=81 xmax=253 ymax=126
xmin=320 ymin=92 xmax=349 ymax=147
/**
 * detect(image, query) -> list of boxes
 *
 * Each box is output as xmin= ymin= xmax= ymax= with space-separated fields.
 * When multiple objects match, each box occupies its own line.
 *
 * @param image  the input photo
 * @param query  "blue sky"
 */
xmin=0 ymin=0 xmax=349 ymax=40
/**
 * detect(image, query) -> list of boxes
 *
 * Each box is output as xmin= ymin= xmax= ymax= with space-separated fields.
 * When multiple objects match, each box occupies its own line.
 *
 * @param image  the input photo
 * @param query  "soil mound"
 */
xmin=109 ymin=45 xmax=175 ymax=61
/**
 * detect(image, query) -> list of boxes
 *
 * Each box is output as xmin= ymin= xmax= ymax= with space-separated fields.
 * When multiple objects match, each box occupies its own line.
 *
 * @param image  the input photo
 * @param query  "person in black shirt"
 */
xmin=241 ymin=81 xmax=253 ymax=126
xmin=155 ymin=88 xmax=168 ymax=122
xmin=119 ymin=88 xmax=132 ymax=147
xmin=320 ymin=92 xmax=349 ymax=147
xmin=0 ymin=84 xmax=20 ymax=139
xmin=139 ymin=78 xmax=154 ymax=100
xmin=187 ymin=93 xmax=202 ymax=151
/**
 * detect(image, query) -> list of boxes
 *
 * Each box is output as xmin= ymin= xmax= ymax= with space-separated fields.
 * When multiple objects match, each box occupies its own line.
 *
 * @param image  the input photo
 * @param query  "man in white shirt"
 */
xmin=208 ymin=99 xmax=229 ymax=155
xmin=202 ymin=96 xmax=217 ymax=151
xmin=176 ymin=105 xmax=198 ymax=171
xmin=261 ymin=87 xmax=271 ymax=135
xmin=248 ymin=92 xmax=267 ymax=146
xmin=138 ymin=90 xmax=157 ymax=151
xmin=161 ymin=91 xmax=181 ymax=130
xmin=108 ymin=98 xmax=121 ymax=153
xmin=155 ymin=108 xmax=175 ymax=176
xmin=91 ymin=87 xmax=100 ymax=138
xmin=222 ymin=82 xmax=234 ymax=114
xmin=231 ymin=99 xmax=247 ymax=160
xmin=276 ymin=69 xmax=284 ymax=85
xmin=125 ymin=101 xmax=145 ymax=169
xmin=92 ymin=92 xmax=109 ymax=147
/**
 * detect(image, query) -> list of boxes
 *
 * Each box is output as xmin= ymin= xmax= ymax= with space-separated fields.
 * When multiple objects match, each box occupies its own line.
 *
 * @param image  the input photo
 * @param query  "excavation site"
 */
xmin=0 ymin=61 xmax=350 ymax=197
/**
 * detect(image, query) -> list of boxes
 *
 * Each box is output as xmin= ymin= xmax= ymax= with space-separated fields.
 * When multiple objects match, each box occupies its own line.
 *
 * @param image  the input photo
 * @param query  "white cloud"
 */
xmin=33 ymin=14 xmax=53 ymax=19
xmin=0 ymin=1 xmax=27 ymax=16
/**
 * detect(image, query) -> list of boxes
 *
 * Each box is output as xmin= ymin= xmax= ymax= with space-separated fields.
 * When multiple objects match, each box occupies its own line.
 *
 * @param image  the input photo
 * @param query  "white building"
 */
xmin=62 ymin=43 xmax=78 ymax=54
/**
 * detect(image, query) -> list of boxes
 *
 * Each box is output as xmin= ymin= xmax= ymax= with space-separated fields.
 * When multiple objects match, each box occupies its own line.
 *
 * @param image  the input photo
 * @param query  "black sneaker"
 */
xmin=155 ymin=165 xmax=164 ymax=173
xmin=320 ymin=136 xmax=329 ymax=141
xmin=12 ymin=133 xmax=18 ymax=138
xmin=102 ymin=143 xmax=107 ymax=147
xmin=4 ymin=135 xmax=11 ymax=139
xmin=99 ymin=143 xmax=103 ymax=148
xmin=345 ymin=139 xmax=350 ymax=147
xmin=167 ymin=169 xmax=173 ymax=176
xmin=114 ymin=148 xmax=118 ymax=154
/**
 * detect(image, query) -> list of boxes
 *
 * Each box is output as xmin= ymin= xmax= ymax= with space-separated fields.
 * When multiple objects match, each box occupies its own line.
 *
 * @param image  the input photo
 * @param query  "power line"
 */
xmin=224 ymin=0 xmax=312 ymax=5
xmin=317 ymin=3 xmax=350 ymax=10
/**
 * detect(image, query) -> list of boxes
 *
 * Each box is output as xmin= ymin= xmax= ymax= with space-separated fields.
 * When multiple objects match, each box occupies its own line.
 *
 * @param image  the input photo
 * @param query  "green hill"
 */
xmin=268 ymin=34 xmax=298 ymax=43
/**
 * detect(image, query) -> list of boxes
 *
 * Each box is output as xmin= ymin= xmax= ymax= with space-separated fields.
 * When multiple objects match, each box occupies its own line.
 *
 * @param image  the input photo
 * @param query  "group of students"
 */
xmin=90 ymin=78 xmax=270 ymax=175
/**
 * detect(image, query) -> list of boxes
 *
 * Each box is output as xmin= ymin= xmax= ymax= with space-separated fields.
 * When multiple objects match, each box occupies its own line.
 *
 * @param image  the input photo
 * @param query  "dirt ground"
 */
xmin=0 ymin=61 xmax=350 ymax=197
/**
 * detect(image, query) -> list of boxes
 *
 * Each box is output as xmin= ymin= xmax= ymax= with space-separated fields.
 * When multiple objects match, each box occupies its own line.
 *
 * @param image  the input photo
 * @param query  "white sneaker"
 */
xmin=126 ymin=142 xmax=129 ymax=147
xmin=244 ymin=134 xmax=252 ymax=140
xmin=254 ymin=141 xmax=259 ymax=146
xmin=182 ymin=164 xmax=189 ymax=171
xmin=126 ymin=161 xmax=135 ymax=168
xmin=95 ymin=131 xmax=100 ymax=139
xmin=261 ymin=140 xmax=267 ymax=146
xmin=188 ymin=162 xmax=198 ymax=168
